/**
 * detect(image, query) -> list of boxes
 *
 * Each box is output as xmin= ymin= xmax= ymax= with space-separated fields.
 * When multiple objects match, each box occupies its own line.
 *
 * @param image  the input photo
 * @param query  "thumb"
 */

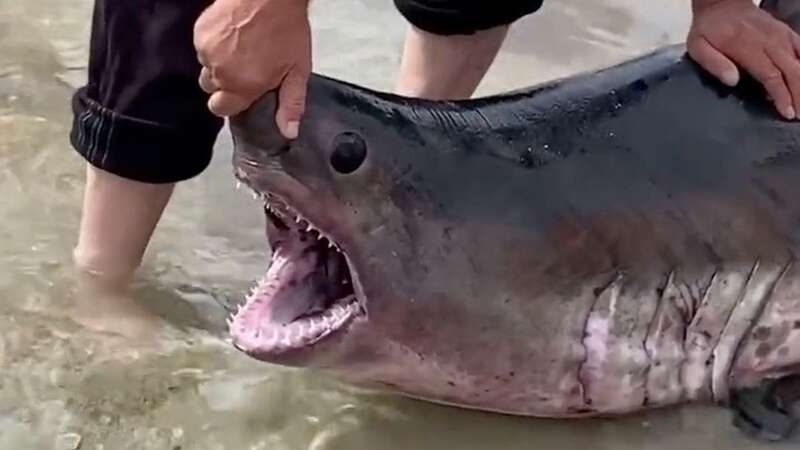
xmin=687 ymin=35 xmax=740 ymax=87
xmin=275 ymin=66 xmax=310 ymax=140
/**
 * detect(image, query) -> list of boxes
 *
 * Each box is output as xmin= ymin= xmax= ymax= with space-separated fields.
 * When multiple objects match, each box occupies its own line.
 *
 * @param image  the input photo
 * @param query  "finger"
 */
xmin=742 ymin=48 xmax=795 ymax=119
xmin=687 ymin=36 xmax=740 ymax=86
xmin=198 ymin=67 xmax=219 ymax=94
xmin=196 ymin=50 xmax=209 ymax=67
xmin=275 ymin=66 xmax=310 ymax=139
xmin=766 ymin=44 xmax=800 ymax=119
xmin=207 ymin=90 xmax=252 ymax=117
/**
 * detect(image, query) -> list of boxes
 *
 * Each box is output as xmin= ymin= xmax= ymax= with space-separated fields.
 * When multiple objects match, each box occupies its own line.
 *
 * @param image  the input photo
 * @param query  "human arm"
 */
xmin=193 ymin=0 xmax=312 ymax=138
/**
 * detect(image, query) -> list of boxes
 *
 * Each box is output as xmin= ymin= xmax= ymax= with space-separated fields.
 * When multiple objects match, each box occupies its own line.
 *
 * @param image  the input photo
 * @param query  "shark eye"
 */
xmin=330 ymin=132 xmax=367 ymax=174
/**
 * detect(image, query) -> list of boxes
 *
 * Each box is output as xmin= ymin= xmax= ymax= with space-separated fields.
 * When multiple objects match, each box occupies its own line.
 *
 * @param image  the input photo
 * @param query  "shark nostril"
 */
xmin=330 ymin=132 xmax=367 ymax=174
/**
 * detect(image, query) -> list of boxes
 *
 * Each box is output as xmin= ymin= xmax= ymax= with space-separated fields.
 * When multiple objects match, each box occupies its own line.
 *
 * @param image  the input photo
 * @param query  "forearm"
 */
xmin=217 ymin=0 xmax=311 ymax=23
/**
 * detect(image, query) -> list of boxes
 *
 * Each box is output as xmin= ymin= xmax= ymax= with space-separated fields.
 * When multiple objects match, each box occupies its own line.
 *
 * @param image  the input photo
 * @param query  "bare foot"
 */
xmin=69 ymin=270 xmax=167 ymax=343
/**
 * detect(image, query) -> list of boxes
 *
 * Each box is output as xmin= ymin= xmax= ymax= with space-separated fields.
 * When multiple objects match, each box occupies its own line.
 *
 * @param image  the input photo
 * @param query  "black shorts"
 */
xmin=394 ymin=0 xmax=544 ymax=36
xmin=70 ymin=0 xmax=544 ymax=184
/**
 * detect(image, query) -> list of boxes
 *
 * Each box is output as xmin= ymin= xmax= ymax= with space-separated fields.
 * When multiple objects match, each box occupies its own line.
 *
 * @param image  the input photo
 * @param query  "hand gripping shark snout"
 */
xmin=226 ymin=0 xmax=800 ymax=441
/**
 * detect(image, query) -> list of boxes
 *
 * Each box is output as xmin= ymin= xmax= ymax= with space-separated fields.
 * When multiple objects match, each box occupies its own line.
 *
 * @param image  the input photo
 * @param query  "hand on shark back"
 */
xmin=191 ymin=0 xmax=800 ymax=140
xmin=689 ymin=0 xmax=800 ymax=120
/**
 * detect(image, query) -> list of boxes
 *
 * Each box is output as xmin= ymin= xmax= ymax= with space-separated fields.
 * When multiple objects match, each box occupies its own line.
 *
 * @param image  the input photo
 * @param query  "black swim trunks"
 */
xmin=394 ymin=0 xmax=544 ymax=36
xmin=70 ymin=0 xmax=545 ymax=184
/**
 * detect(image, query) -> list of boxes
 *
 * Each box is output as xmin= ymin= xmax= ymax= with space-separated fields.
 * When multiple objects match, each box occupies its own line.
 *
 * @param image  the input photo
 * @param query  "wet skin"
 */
xmin=226 ymin=0 xmax=800 ymax=425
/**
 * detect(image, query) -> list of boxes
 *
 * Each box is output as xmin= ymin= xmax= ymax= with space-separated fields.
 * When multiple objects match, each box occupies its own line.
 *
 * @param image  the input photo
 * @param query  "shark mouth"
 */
xmin=229 ymin=182 xmax=365 ymax=356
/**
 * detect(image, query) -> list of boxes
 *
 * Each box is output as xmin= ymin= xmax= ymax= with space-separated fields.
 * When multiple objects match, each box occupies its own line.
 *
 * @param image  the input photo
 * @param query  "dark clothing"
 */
xmin=71 ymin=0 xmax=222 ymax=183
xmin=69 ymin=0 xmax=544 ymax=184
xmin=394 ymin=0 xmax=543 ymax=35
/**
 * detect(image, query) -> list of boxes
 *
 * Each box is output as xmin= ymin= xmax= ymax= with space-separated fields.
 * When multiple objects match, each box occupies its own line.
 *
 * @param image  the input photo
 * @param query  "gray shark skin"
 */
xmin=226 ymin=0 xmax=800 ymax=422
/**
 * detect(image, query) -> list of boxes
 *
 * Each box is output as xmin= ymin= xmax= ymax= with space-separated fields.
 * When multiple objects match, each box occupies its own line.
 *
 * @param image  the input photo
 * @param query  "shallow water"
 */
xmin=1 ymin=0 xmax=796 ymax=448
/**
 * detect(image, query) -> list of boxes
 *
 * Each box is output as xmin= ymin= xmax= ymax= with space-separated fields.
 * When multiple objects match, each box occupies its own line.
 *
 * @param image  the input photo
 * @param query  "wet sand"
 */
xmin=1 ymin=0 xmax=797 ymax=448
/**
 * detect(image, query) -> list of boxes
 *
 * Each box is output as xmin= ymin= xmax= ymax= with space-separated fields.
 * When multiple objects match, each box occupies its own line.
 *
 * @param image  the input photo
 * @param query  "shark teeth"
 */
xmin=229 ymin=295 xmax=360 ymax=351
xmin=251 ymin=185 xmax=342 ymax=253
xmin=228 ymin=178 xmax=365 ymax=354
xmin=227 ymin=257 xmax=361 ymax=351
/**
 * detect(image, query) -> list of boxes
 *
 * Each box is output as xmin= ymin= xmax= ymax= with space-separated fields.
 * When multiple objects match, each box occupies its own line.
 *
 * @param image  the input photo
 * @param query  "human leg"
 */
xmin=74 ymin=167 xmax=174 ymax=291
xmin=393 ymin=0 xmax=545 ymax=99
xmin=394 ymin=25 xmax=509 ymax=100
xmin=70 ymin=0 xmax=223 ymax=286
xmin=68 ymin=0 xmax=223 ymax=335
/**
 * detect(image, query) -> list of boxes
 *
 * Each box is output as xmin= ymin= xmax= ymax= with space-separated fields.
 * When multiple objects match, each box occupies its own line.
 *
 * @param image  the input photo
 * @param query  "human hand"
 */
xmin=194 ymin=0 xmax=312 ymax=138
xmin=688 ymin=0 xmax=800 ymax=120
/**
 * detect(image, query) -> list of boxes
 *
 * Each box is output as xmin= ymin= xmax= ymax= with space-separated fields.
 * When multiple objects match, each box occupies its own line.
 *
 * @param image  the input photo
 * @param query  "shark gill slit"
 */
xmin=692 ymin=259 xmax=757 ymax=402
xmin=694 ymin=269 xmax=720 ymax=327
xmin=676 ymin=268 xmax=718 ymax=400
xmin=640 ymin=269 xmax=676 ymax=407
xmin=577 ymin=271 xmax=624 ymax=407
xmin=715 ymin=257 xmax=795 ymax=402
xmin=682 ymin=269 xmax=719 ymax=340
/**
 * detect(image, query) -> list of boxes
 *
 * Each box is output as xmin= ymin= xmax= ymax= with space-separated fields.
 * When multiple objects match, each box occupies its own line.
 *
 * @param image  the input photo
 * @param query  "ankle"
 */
xmin=73 ymin=245 xmax=139 ymax=293
xmin=73 ymin=164 xmax=174 ymax=292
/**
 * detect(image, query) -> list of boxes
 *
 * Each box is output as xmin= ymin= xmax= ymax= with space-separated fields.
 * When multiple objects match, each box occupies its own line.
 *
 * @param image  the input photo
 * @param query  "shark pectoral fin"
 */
xmin=730 ymin=376 xmax=800 ymax=442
